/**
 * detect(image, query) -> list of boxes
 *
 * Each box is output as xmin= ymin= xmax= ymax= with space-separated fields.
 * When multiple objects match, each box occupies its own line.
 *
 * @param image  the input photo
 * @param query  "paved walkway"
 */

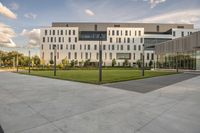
xmin=0 ymin=72 xmax=200 ymax=133
xmin=104 ymin=73 xmax=198 ymax=93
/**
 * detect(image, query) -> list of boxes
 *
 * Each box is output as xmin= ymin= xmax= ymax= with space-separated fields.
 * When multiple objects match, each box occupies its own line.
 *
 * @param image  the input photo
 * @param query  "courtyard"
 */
xmin=0 ymin=71 xmax=200 ymax=133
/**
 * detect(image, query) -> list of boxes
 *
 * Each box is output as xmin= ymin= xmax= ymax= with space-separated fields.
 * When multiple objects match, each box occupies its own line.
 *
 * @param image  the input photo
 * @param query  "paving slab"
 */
xmin=0 ymin=71 xmax=200 ymax=133
xmin=104 ymin=73 xmax=198 ymax=93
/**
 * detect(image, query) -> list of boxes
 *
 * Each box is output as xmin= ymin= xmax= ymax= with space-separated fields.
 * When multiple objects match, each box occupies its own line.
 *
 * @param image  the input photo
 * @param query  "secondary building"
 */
xmin=40 ymin=22 xmax=197 ymax=66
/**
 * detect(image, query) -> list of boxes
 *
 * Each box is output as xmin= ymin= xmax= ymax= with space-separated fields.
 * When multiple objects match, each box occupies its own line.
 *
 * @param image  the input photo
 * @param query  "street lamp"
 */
xmin=53 ymin=45 xmax=57 ymax=76
xmin=16 ymin=53 xmax=18 ymax=72
xmin=176 ymin=52 xmax=179 ymax=73
xmin=28 ymin=50 xmax=31 ymax=74
xmin=142 ymin=44 xmax=145 ymax=76
xmin=99 ymin=34 xmax=103 ymax=82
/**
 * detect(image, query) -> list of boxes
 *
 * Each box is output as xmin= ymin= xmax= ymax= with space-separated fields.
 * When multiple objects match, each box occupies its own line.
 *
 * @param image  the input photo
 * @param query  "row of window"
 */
xmin=42 ymin=44 xmax=144 ymax=51
xmin=110 ymin=37 xmax=143 ymax=43
xmin=43 ymin=37 xmax=77 ymax=43
xmin=44 ymin=29 xmax=76 ymax=36
xmin=172 ymin=31 xmax=193 ymax=37
xmin=108 ymin=30 xmax=142 ymax=36
xmin=47 ymin=52 xmax=154 ymax=60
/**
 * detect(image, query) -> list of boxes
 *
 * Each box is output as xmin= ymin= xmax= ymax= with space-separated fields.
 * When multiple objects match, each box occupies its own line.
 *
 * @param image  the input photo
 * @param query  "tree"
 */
xmin=84 ymin=59 xmax=91 ymax=67
xmin=149 ymin=60 xmax=153 ymax=68
xmin=32 ymin=55 xmax=40 ymax=66
xmin=70 ymin=60 xmax=75 ymax=67
xmin=136 ymin=59 xmax=142 ymax=68
xmin=75 ymin=60 xmax=78 ymax=66
xmin=62 ymin=58 xmax=69 ymax=69
xmin=112 ymin=59 xmax=117 ymax=67
xmin=123 ymin=59 xmax=129 ymax=66
xmin=49 ymin=60 xmax=54 ymax=65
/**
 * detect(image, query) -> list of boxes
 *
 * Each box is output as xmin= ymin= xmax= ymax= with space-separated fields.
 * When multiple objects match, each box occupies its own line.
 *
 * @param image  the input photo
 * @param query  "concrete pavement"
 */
xmin=0 ymin=72 xmax=200 ymax=133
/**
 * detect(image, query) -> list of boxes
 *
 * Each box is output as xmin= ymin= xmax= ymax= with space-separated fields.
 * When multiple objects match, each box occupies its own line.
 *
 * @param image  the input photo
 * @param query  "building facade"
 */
xmin=40 ymin=22 xmax=197 ymax=67
xmin=155 ymin=31 xmax=200 ymax=70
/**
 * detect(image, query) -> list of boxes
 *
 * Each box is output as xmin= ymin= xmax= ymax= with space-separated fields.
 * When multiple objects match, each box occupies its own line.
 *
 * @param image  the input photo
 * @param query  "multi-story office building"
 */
xmin=40 ymin=22 xmax=197 ymax=66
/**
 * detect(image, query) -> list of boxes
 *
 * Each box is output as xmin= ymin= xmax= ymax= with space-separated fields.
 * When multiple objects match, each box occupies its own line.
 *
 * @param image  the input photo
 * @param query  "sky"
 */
xmin=0 ymin=0 xmax=200 ymax=56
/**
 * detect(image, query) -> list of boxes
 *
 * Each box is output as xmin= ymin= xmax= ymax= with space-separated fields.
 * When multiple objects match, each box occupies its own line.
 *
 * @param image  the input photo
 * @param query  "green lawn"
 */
xmin=19 ymin=69 xmax=178 ymax=84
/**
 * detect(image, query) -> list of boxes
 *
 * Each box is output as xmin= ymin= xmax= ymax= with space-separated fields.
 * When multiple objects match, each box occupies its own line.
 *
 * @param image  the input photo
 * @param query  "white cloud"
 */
xmin=24 ymin=13 xmax=37 ymax=19
xmin=149 ymin=0 xmax=166 ymax=8
xmin=135 ymin=9 xmax=200 ymax=28
xmin=0 ymin=2 xmax=17 ymax=19
xmin=85 ymin=9 xmax=95 ymax=16
xmin=21 ymin=29 xmax=40 ymax=48
xmin=0 ymin=23 xmax=16 ymax=47
xmin=9 ymin=2 xmax=19 ymax=10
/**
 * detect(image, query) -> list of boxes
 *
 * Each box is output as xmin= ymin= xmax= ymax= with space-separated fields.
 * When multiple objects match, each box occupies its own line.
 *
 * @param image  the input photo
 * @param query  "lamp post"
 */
xmin=176 ymin=52 xmax=179 ymax=73
xmin=28 ymin=50 xmax=31 ymax=74
xmin=54 ymin=45 xmax=57 ymax=76
xmin=99 ymin=34 xmax=103 ymax=82
xmin=16 ymin=53 xmax=18 ymax=72
xmin=142 ymin=44 xmax=145 ymax=76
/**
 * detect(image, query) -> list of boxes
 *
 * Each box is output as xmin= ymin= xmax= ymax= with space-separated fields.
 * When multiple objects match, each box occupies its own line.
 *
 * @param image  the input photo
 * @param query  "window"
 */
xmin=181 ymin=32 xmax=184 ymax=37
xmin=156 ymin=25 xmax=160 ymax=32
xmin=41 ymin=44 xmax=43 ymax=50
xmin=53 ymin=30 xmax=55 ymax=35
xmin=94 ymin=45 xmax=97 ymax=50
xmin=134 ymin=45 xmax=136 ymax=50
xmin=69 ymin=37 xmax=71 ymax=43
xmin=65 ymin=30 xmax=67 ymax=35
xmin=110 ymin=38 xmax=112 ymax=43
xmin=57 ymin=44 xmax=59 ymax=50
xmin=147 ymin=53 xmax=149 ymax=60
xmin=43 ymin=37 xmax=45 ymax=42
xmin=96 ymin=53 xmax=99 ymax=60
xmin=74 ymin=52 xmax=77 ymax=59
xmin=80 ymin=44 xmax=82 ymax=50
xmin=69 ymin=30 xmax=71 ymax=35
xmin=120 ymin=45 xmax=123 ymax=50
xmin=73 ymin=44 xmax=75 ymax=50
xmin=138 ymin=45 xmax=141 ymax=51
xmin=45 ymin=30 xmax=47 ymax=35
xmin=117 ymin=30 xmax=119 ymax=36
xmin=132 ymin=38 xmax=134 ymax=43
xmin=109 ymin=53 xmax=112 ymax=60
xmin=66 ymin=44 xmax=68 ymax=50
xmin=81 ymin=52 xmax=83 ymax=59
xmin=133 ymin=53 xmax=135 ymax=60
xmin=127 ymin=45 xmax=130 ymax=51
xmin=129 ymin=30 xmax=131 ymax=36
xmin=151 ymin=53 xmax=154 ymax=60
xmin=119 ymin=38 xmax=121 ymax=43
xmin=75 ymin=37 xmax=77 ymax=43
xmin=140 ymin=38 xmax=143 ymax=43
xmin=57 ymin=30 xmax=59 ymax=35
xmin=49 ymin=30 xmax=51 ymax=35
xmin=49 ymin=44 xmax=51 ymax=50
xmin=60 ymin=44 xmax=63 ymax=50
xmin=62 ymin=37 xmax=64 ymax=42
xmin=51 ymin=37 xmax=53 ymax=42
xmin=173 ymin=31 xmax=176 ymax=37
xmin=54 ymin=37 xmax=56 ymax=42
xmin=127 ymin=38 xmax=130 ymax=43
xmin=47 ymin=37 xmax=49 ymax=42
xmin=124 ymin=38 xmax=126 ymax=43
xmin=108 ymin=45 xmax=110 ymax=50
xmin=84 ymin=45 xmax=86 ymax=50
xmin=59 ymin=37 xmax=61 ymax=42
xmin=112 ymin=30 xmax=115 ymax=35
xmin=139 ymin=31 xmax=141 ymax=36
xmin=135 ymin=31 xmax=137 ymax=36
xmin=94 ymin=25 xmax=97 ymax=31
xmin=88 ymin=45 xmax=90 ymax=50
xmin=103 ymin=45 xmax=106 ymax=50
xmin=61 ymin=30 xmax=63 ymax=35
xmin=68 ymin=52 xmax=71 ymax=59
xmin=73 ymin=30 xmax=75 ymax=35
xmin=125 ymin=30 xmax=128 ymax=36
xmin=85 ymin=52 xmax=88 ymax=59
xmin=112 ymin=45 xmax=115 ymax=50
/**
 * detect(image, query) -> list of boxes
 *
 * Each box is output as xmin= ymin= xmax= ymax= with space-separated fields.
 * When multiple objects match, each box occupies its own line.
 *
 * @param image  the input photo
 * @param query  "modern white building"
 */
xmin=40 ymin=22 xmax=197 ymax=67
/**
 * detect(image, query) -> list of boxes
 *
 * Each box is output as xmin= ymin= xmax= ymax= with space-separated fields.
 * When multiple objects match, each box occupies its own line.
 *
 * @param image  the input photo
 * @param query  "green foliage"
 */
xmin=32 ymin=55 xmax=40 ymax=66
xmin=49 ymin=60 xmax=54 ymax=65
xmin=136 ymin=59 xmax=142 ymax=68
xmin=123 ymin=59 xmax=129 ymax=66
xmin=84 ymin=59 xmax=91 ymax=67
xmin=149 ymin=60 xmax=153 ymax=68
xmin=112 ymin=58 xmax=117 ymax=67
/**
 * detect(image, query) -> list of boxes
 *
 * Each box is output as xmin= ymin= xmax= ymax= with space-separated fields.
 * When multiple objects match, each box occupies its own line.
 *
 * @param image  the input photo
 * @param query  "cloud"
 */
xmin=85 ymin=9 xmax=95 ymax=16
xmin=0 ymin=2 xmax=17 ymax=19
xmin=9 ymin=2 xmax=19 ymax=10
xmin=21 ymin=29 xmax=40 ymax=48
xmin=0 ymin=23 xmax=16 ymax=47
xmin=24 ymin=13 xmax=37 ymax=19
xmin=135 ymin=9 xmax=200 ymax=28
xmin=149 ymin=0 xmax=166 ymax=8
